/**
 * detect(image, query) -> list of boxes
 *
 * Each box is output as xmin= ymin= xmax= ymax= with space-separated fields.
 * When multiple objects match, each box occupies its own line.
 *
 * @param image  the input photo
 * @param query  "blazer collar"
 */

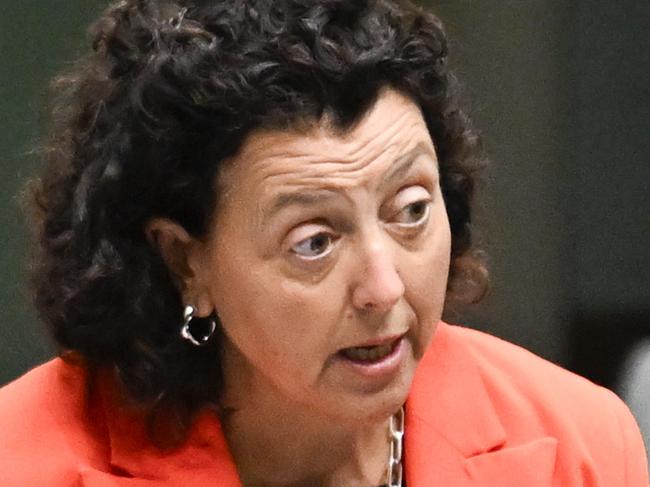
xmin=81 ymin=322 xmax=557 ymax=486
xmin=404 ymin=321 xmax=557 ymax=486
xmin=80 ymin=371 xmax=243 ymax=486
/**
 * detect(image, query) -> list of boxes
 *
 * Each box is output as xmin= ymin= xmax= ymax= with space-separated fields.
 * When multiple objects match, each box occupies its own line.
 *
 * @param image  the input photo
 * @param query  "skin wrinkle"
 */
xmin=234 ymin=105 xmax=426 ymax=189
xmin=217 ymin=104 xmax=432 ymax=237
xmin=262 ymin=142 xmax=434 ymax=225
xmin=254 ymin=103 xmax=418 ymax=174
xmin=255 ymin=128 xmax=419 ymax=187
xmin=251 ymin=148 xmax=434 ymax=235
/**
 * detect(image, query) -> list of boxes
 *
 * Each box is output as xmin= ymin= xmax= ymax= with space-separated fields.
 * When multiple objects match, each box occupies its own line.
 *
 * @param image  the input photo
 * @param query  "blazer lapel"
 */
xmin=78 ymin=372 xmax=243 ymax=486
xmin=405 ymin=322 xmax=557 ymax=486
xmin=464 ymin=437 xmax=557 ymax=485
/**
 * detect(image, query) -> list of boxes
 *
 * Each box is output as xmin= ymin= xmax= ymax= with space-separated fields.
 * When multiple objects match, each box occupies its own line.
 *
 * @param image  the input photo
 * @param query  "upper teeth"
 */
xmin=342 ymin=342 xmax=394 ymax=361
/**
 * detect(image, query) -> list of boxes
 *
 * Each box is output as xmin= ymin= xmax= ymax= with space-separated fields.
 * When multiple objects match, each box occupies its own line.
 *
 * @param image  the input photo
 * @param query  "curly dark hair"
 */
xmin=29 ymin=0 xmax=486 ymax=446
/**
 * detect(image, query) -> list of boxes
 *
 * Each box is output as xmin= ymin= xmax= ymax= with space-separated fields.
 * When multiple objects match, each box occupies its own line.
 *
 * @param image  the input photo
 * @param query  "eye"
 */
xmin=291 ymin=232 xmax=336 ymax=260
xmin=390 ymin=185 xmax=432 ymax=227
xmin=394 ymin=200 xmax=430 ymax=225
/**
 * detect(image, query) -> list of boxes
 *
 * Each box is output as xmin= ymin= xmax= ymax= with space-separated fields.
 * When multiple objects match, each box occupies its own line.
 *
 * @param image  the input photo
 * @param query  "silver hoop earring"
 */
xmin=180 ymin=305 xmax=217 ymax=346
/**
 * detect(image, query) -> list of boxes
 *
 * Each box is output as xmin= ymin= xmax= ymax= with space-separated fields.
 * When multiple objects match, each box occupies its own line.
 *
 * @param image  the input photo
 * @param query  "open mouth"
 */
xmin=338 ymin=337 xmax=402 ymax=363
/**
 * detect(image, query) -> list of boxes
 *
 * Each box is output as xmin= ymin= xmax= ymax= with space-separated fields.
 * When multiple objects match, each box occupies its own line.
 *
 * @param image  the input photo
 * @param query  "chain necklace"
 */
xmin=381 ymin=406 xmax=405 ymax=487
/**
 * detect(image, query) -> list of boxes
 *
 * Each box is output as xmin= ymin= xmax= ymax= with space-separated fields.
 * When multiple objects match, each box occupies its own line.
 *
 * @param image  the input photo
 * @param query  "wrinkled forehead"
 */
xmin=216 ymin=89 xmax=436 ymax=194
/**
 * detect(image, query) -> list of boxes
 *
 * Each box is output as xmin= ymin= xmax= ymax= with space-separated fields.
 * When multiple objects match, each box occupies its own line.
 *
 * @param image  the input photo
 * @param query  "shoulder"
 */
xmin=442 ymin=323 xmax=649 ymax=482
xmin=0 ymin=358 xmax=107 ymax=485
xmin=444 ymin=322 xmax=625 ymax=421
xmin=446 ymin=323 xmax=606 ymax=404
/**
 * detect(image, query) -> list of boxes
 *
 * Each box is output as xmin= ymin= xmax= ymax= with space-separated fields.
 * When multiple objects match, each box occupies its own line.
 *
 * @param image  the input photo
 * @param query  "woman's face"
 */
xmin=193 ymin=89 xmax=451 ymax=422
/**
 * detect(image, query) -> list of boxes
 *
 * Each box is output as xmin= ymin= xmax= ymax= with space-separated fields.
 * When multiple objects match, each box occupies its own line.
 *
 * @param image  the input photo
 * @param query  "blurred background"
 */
xmin=1 ymin=0 xmax=648 ymax=442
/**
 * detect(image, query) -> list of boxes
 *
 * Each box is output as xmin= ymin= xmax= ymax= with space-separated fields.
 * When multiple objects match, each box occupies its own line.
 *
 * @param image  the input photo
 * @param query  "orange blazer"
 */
xmin=1 ymin=322 xmax=648 ymax=486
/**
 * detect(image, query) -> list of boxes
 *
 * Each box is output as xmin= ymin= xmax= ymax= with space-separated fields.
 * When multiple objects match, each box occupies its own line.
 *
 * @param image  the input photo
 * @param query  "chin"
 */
xmin=351 ymin=389 xmax=411 ymax=427
xmin=338 ymin=364 xmax=416 ymax=425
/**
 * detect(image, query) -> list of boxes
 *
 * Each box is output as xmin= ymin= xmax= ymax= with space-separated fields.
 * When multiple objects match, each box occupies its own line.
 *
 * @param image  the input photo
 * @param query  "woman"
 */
xmin=0 ymin=0 xmax=647 ymax=485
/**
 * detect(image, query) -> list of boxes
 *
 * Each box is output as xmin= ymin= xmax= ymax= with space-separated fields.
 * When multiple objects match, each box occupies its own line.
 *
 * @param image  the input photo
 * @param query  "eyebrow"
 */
xmin=262 ymin=142 xmax=434 ymax=221
xmin=378 ymin=142 xmax=432 ymax=191
xmin=264 ymin=190 xmax=338 ymax=220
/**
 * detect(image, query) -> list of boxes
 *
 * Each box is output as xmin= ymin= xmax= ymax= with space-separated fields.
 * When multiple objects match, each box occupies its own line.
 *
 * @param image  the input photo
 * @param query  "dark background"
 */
xmin=1 ymin=1 xmax=648 ymax=404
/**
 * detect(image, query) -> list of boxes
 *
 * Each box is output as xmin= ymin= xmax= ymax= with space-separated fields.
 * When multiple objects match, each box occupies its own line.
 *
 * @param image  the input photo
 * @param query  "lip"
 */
xmin=334 ymin=334 xmax=406 ymax=380
xmin=342 ymin=332 xmax=407 ymax=350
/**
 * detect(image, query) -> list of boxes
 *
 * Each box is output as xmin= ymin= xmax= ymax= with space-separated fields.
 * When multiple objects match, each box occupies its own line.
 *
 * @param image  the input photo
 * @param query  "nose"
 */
xmin=351 ymin=238 xmax=405 ymax=313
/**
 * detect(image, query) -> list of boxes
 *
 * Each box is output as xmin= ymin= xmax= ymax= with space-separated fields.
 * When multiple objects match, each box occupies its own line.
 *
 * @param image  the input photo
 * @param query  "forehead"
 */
xmin=217 ymin=89 xmax=436 ymax=204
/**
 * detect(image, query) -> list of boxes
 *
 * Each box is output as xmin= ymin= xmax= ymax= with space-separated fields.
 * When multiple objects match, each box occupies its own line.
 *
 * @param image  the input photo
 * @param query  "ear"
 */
xmin=144 ymin=218 xmax=213 ymax=316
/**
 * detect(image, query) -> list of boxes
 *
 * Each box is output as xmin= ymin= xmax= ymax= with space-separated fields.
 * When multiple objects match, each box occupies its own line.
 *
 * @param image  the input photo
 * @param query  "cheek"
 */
xmin=402 ymin=222 xmax=451 ymax=344
xmin=404 ymin=249 xmax=448 ymax=318
xmin=211 ymin=258 xmax=340 ymax=368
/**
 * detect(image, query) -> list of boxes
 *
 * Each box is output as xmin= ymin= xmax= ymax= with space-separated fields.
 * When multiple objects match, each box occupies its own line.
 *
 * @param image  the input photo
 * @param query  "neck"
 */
xmin=219 ymin=347 xmax=392 ymax=487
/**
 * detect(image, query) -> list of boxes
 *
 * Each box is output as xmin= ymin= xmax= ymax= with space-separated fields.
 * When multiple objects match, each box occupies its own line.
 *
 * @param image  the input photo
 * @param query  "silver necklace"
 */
xmin=384 ymin=406 xmax=405 ymax=487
